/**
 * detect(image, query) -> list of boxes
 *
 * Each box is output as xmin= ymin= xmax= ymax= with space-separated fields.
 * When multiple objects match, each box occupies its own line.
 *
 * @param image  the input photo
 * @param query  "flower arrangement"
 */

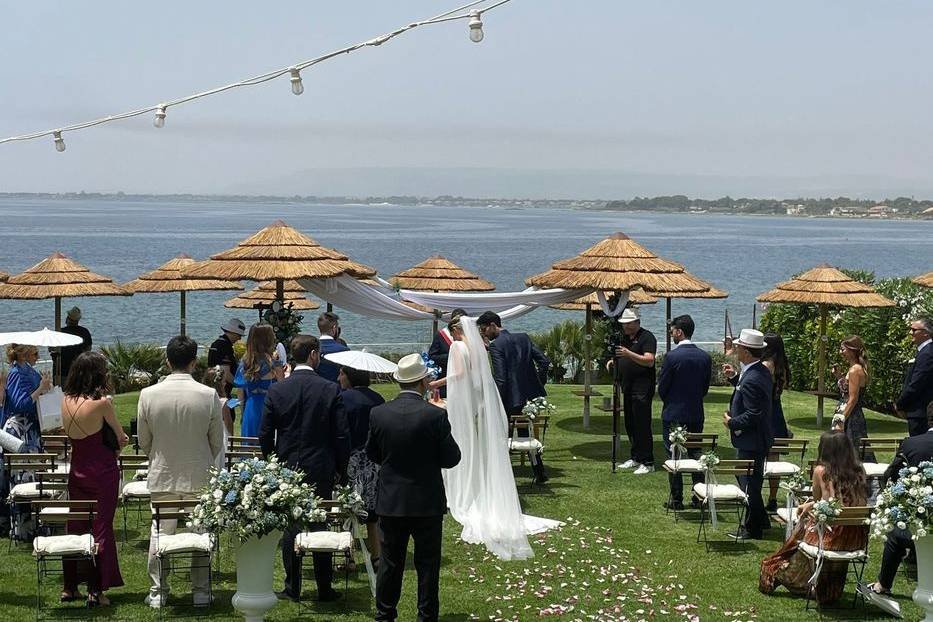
xmin=420 ymin=352 xmax=442 ymax=379
xmin=811 ymin=497 xmax=843 ymax=527
xmin=871 ymin=461 xmax=933 ymax=540
xmin=262 ymin=303 xmax=303 ymax=349
xmin=522 ymin=397 xmax=556 ymax=420
xmin=335 ymin=484 xmax=368 ymax=522
xmin=779 ymin=470 xmax=810 ymax=493
xmin=698 ymin=451 xmax=720 ymax=470
xmin=190 ymin=456 xmax=327 ymax=542
xmin=668 ymin=425 xmax=688 ymax=460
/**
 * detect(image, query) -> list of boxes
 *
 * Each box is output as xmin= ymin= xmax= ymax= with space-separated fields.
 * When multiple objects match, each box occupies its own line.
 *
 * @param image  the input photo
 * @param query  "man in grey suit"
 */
xmin=138 ymin=335 xmax=224 ymax=608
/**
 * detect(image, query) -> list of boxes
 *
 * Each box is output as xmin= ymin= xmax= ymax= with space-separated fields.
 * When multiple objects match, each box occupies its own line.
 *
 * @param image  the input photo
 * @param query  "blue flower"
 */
xmin=224 ymin=490 xmax=238 ymax=504
xmin=239 ymin=470 xmax=251 ymax=481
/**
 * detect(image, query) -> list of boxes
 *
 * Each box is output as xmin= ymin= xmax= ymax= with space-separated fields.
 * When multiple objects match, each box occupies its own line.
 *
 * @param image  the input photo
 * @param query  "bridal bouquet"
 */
xmin=871 ymin=461 xmax=933 ymax=540
xmin=190 ymin=456 xmax=327 ymax=542
xmin=420 ymin=352 xmax=442 ymax=379
xmin=522 ymin=397 xmax=556 ymax=420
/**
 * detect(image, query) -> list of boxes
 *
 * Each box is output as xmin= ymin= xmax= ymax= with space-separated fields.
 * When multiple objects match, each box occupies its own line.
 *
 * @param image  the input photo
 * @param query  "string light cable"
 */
xmin=0 ymin=0 xmax=512 ymax=151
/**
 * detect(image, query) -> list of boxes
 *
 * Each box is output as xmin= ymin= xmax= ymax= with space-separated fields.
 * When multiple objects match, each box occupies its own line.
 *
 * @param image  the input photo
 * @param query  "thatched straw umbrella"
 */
xmin=913 ymin=271 xmax=933 ymax=288
xmin=390 ymin=256 xmax=495 ymax=334
xmin=225 ymin=280 xmax=321 ymax=322
xmin=182 ymin=221 xmax=376 ymax=318
xmin=0 ymin=253 xmax=131 ymax=383
xmin=645 ymin=272 xmax=729 ymax=352
xmin=527 ymin=232 xmax=714 ymax=450
xmin=124 ymin=254 xmax=242 ymax=336
xmin=0 ymin=271 xmax=9 ymax=282
xmin=757 ymin=264 xmax=896 ymax=425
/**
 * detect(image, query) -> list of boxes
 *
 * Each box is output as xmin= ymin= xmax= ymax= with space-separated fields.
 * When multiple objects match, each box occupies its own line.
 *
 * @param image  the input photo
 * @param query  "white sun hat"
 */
xmin=734 ymin=328 xmax=767 ymax=349
xmin=617 ymin=308 xmax=640 ymax=324
xmin=393 ymin=353 xmax=431 ymax=383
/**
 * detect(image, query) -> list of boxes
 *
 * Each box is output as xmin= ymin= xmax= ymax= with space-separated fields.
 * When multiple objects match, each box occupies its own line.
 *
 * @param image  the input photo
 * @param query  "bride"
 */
xmin=430 ymin=315 xmax=559 ymax=561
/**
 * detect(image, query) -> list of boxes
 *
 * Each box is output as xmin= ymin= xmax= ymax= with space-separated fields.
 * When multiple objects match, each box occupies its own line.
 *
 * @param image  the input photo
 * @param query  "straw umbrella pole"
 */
xmin=183 ymin=221 xmax=375 ymax=332
xmin=527 ymin=232 xmax=708 ymax=464
xmin=913 ymin=271 xmax=933 ymax=288
xmin=0 ymin=252 xmax=131 ymax=383
xmin=757 ymin=264 xmax=895 ymax=426
xmin=225 ymin=280 xmax=321 ymax=322
xmin=390 ymin=256 xmax=495 ymax=335
xmin=124 ymin=254 xmax=242 ymax=336
xmin=551 ymin=288 xmax=658 ymax=424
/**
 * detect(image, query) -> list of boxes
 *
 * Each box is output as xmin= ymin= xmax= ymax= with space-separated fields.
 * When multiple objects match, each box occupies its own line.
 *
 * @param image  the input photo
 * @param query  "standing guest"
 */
xmin=260 ymin=335 xmax=349 ymax=602
xmin=367 ymin=353 xmax=461 ymax=622
xmin=1 ymin=344 xmax=51 ymax=537
xmin=477 ymin=311 xmax=551 ymax=483
xmin=207 ymin=318 xmax=245 ymax=426
xmin=137 ymin=336 xmax=224 ymax=609
xmin=56 ymin=306 xmax=93 ymax=383
xmin=762 ymin=333 xmax=792 ymax=512
xmin=338 ymin=364 xmax=385 ymax=568
xmin=317 ymin=312 xmax=349 ymax=383
xmin=427 ymin=308 xmax=467 ymax=398
xmin=832 ymin=336 xmax=874 ymax=459
xmin=60 ymin=352 xmax=128 ymax=607
xmin=657 ymin=315 xmax=711 ymax=510
xmin=865 ymin=403 xmax=933 ymax=597
xmin=611 ymin=308 xmax=658 ymax=475
xmin=897 ymin=317 xmax=933 ymax=437
xmin=234 ymin=324 xmax=284 ymax=438
xmin=722 ymin=328 xmax=773 ymax=540
xmin=760 ymin=431 xmax=867 ymax=604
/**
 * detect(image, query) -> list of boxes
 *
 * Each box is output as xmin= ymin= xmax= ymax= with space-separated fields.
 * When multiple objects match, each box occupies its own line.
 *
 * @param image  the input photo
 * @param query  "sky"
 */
xmin=2 ymin=1 xmax=933 ymax=199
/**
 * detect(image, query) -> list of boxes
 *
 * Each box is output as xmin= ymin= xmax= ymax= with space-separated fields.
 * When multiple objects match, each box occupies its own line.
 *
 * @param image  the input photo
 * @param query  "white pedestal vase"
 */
xmin=232 ymin=530 xmax=282 ymax=622
xmin=914 ymin=536 xmax=933 ymax=621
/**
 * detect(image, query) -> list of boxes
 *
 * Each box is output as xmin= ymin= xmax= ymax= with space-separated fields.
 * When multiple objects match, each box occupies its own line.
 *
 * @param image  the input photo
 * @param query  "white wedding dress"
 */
xmin=442 ymin=317 xmax=561 ymax=561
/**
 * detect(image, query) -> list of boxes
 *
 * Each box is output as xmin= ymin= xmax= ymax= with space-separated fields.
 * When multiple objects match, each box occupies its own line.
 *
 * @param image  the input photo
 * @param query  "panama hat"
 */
xmin=222 ymin=318 xmax=246 ymax=336
xmin=734 ymin=328 xmax=767 ymax=350
xmin=617 ymin=308 xmax=640 ymax=324
xmin=393 ymin=352 xmax=431 ymax=383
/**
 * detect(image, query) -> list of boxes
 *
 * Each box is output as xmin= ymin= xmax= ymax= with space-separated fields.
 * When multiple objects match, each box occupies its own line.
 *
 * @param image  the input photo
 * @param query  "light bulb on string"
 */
xmin=53 ymin=131 xmax=65 ymax=152
xmin=153 ymin=106 xmax=167 ymax=128
xmin=289 ymin=68 xmax=304 ymax=96
xmin=468 ymin=12 xmax=484 ymax=43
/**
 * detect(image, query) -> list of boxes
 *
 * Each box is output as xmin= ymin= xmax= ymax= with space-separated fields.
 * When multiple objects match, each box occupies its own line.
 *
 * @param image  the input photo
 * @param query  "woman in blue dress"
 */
xmin=234 ymin=324 xmax=283 ymax=438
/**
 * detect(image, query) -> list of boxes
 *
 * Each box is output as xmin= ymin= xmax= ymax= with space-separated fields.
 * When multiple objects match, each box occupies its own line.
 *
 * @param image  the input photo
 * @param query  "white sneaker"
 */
xmin=619 ymin=459 xmax=639 ymax=470
xmin=633 ymin=464 xmax=655 ymax=475
xmin=145 ymin=593 xmax=167 ymax=608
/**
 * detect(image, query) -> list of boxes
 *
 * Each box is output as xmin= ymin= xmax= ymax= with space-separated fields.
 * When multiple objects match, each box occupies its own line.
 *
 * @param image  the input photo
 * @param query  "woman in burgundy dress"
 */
xmin=60 ymin=352 xmax=129 ymax=607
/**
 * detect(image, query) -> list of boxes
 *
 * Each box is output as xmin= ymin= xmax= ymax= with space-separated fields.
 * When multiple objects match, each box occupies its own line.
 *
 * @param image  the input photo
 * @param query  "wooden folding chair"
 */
xmin=3 ymin=453 xmax=57 ymax=547
xmin=39 ymin=435 xmax=71 ymax=473
xmin=118 ymin=454 xmax=150 ymax=544
xmin=662 ymin=433 xmax=717 ymax=520
xmin=693 ymin=459 xmax=755 ymax=551
xmin=294 ymin=499 xmax=354 ymax=610
xmin=859 ymin=438 xmax=903 ymax=481
xmin=150 ymin=499 xmax=215 ymax=617
xmin=800 ymin=506 xmax=871 ymax=611
xmin=508 ymin=417 xmax=544 ymax=478
xmin=227 ymin=436 xmax=260 ymax=452
xmin=31 ymin=499 xmax=96 ymax=620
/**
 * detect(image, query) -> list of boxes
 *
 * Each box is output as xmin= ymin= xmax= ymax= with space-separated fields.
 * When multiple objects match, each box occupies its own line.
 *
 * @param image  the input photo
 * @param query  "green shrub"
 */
xmin=100 ymin=342 xmax=164 ymax=393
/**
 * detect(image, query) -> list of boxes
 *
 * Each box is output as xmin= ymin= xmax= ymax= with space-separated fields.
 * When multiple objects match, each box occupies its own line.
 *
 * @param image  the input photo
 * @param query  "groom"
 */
xmin=477 ymin=311 xmax=551 ymax=483
xmin=367 ymin=353 xmax=461 ymax=622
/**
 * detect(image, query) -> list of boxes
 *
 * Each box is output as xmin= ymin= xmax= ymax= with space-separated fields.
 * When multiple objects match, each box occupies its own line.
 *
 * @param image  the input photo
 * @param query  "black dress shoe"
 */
xmin=663 ymin=500 xmax=685 ymax=511
xmin=275 ymin=590 xmax=299 ymax=602
xmin=766 ymin=499 xmax=778 ymax=513
xmin=727 ymin=527 xmax=762 ymax=540
xmin=318 ymin=589 xmax=342 ymax=602
xmin=690 ymin=498 xmax=702 ymax=510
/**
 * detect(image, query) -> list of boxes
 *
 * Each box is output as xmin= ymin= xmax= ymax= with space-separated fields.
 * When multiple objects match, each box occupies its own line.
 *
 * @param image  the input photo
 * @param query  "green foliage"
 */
xmin=100 ymin=341 xmax=164 ymax=393
xmin=261 ymin=303 xmax=303 ymax=351
xmin=759 ymin=273 xmax=933 ymax=412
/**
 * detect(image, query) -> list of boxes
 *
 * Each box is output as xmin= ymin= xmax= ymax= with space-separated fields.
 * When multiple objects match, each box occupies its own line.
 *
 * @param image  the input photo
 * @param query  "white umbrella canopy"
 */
xmin=323 ymin=350 xmax=398 ymax=375
xmin=0 ymin=328 xmax=83 ymax=347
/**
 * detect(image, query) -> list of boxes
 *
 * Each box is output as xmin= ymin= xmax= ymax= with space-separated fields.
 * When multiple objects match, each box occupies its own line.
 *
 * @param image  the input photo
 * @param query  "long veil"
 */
xmin=444 ymin=317 xmax=535 ymax=561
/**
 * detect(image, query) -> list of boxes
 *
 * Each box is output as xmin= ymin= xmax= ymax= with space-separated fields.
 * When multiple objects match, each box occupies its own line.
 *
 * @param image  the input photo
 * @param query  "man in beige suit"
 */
xmin=138 ymin=335 xmax=223 ymax=608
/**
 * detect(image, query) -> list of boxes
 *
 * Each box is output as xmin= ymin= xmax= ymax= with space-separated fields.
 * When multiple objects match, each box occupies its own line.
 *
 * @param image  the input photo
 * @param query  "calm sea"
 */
xmin=0 ymin=198 xmax=930 ymax=352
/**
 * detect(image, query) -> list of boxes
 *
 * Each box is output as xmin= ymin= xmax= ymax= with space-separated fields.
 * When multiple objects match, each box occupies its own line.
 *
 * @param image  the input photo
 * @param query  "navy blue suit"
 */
xmin=727 ymin=361 xmax=773 ymax=535
xmin=897 ymin=344 xmax=933 ymax=437
xmin=318 ymin=336 xmax=349 ymax=383
xmin=488 ymin=329 xmax=550 ymax=415
xmin=658 ymin=343 xmax=712 ymax=503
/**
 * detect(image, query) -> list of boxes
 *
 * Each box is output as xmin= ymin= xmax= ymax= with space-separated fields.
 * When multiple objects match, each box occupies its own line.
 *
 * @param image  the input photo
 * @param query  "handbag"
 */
xmin=100 ymin=424 xmax=120 ymax=452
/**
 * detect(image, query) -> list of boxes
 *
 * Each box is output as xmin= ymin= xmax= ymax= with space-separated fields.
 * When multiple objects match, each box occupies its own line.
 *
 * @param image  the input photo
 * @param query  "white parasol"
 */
xmin=0 ymin=328 xmax=84 ymax=347
xmin=323 ymin=350 xmax=398 ymax=375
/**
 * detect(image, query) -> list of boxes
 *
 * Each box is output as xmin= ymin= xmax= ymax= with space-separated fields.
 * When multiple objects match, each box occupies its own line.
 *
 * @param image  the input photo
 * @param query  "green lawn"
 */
xmin=0 ymin=385 xmax=919 ymax=620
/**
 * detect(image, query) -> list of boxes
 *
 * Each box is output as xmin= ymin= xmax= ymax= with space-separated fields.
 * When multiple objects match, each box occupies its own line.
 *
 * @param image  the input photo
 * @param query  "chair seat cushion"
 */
xmin=33 ymin=534 xmax=97 ymax=558
xmin=776 ymin=507 xmax=797 ymax=524
xmin=134 ymin=469 xmax=149 ymax=481
xmin=663 ymin=459 xmax=702 ymax=473
xmin=155 ymin=532 xmax=214 ymax=556
xmin=863 ymin=462 xmax=888 ymax=477
xmin=509 ymin=439 xmax=543 ymax=452
xmin=121 ymin=480 xmax=150 ymax=499
xmin=54 ymin=462 xmax=70 ymax=474
xmin=9 ymin=482 xmax=52 ymax=500
xmin=693 ymin=483 xmax=747 ymax=501
xmin=798 ymin=541 xmax=867 ymax=561
xmin=764 ymin=461 xmax=801 ymax=477
xmin=295 ymin=531 xmax=353 ymax=553
xmin=38 ymin=506 xmax=71 ymax=517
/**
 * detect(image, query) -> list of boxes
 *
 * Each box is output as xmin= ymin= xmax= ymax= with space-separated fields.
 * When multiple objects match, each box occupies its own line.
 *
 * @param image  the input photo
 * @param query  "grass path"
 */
xmin=0 ymin=385 xmax=919 ymax=620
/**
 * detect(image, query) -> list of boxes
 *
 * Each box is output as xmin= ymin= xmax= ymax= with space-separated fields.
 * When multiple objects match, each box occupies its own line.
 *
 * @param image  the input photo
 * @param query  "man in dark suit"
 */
xmin=897 ymin=317 xmax=933 ymax=437
xmin=427 ymin=308 xmax=467 ymax=398
xmin=868 ymin=403 xmax=933 ymax=596
xmin=658 ymin=315 xmax=712 ymax=511
xmin=259 ymin=334 xmax=350 ymax=602
xmin=317 ymin=311 xmax=350 ymax=383
xmin=367 ymin=353 xmax=461 ymax=622
xmin=477 ymin=311 xmax=551 ymax=483
xmin=722 ymin=328 xmax=773 ymax=540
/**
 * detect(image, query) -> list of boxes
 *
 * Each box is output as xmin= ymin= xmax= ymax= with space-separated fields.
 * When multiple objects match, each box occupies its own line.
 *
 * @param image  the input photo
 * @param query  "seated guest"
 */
xmin=760 ymin=431 xmax=868 ymax=604
xmin=338 ymin=364 xmax=385 ymax=567
xmin=317 ymin=312 xmax=349 ymax=383
xmin=61 ymin=352 xmax=128 ymax=606
xmin=865 ymin=403 xmax=933 ymax=597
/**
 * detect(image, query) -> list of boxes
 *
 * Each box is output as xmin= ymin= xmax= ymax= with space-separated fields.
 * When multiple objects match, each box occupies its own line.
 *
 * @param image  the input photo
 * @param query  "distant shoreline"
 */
xmin=0 ymin=192 xmax=931 ymax=221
